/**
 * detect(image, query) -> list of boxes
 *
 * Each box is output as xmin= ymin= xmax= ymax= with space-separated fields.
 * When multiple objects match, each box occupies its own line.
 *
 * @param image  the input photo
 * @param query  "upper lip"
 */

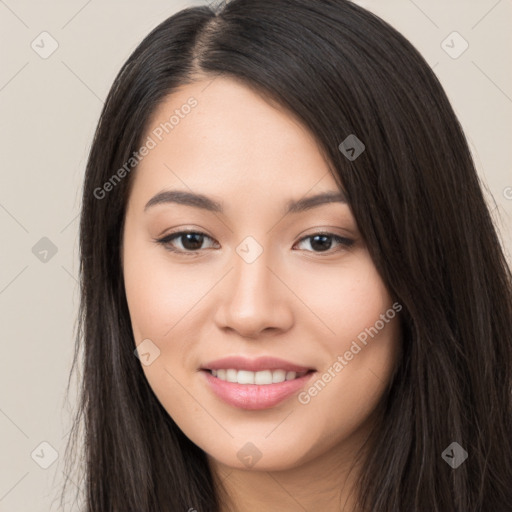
xmin=202 ymin=356 xmax=315 ymax=373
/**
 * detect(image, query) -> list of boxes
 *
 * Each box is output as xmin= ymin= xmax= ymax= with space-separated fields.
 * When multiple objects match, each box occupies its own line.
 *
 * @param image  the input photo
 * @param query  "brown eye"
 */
xmin=295 ymin=233 xmax=354 ymax=253
xmin=155 ymin=230 xmax=354 ymax=256
xmin=156 ymin=231 xmax=217 ymax=254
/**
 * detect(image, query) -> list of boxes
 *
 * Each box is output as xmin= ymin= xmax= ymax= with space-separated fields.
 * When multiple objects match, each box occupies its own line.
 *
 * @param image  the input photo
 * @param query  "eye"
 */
xmin=154 ymin=230 xmax=354 ymax=256
xmin=155 ymin=231 xmax=218 ymax=255
xmin=294 ymin=232 xmax=354 ymax=253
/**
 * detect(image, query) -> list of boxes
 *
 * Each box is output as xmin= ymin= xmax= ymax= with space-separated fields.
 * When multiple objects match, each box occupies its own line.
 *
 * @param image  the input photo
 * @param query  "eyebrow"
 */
xmin=144 ymin=189 xmax=347 ymax=215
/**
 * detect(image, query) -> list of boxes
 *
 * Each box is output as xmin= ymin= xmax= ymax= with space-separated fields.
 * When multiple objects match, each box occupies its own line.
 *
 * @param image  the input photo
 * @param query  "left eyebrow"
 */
xmin=143 ymin=189 xmax=347 ymax=214
xmin=144 ymin=190 xmax=222 ymax=213
xmin=284 ymin=191 xmax=347 ymax=213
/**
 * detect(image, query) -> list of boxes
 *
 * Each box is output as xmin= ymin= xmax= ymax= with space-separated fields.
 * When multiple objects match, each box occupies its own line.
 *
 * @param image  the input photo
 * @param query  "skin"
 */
xmin=122 ymin=76 xmax=401 ymax=512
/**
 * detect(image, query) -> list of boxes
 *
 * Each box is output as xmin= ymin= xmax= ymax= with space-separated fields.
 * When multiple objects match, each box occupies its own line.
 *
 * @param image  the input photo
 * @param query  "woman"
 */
xmin=61 ymin=0 xmax=512 ymax=510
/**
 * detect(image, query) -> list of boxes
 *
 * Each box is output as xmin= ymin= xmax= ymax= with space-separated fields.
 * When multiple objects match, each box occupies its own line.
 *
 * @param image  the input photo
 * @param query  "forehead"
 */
xmin=128 ymin=76 xmax=340 ymax=211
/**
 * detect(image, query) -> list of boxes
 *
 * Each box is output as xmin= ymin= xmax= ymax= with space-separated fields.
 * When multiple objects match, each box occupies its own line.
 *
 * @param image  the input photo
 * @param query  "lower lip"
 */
xmin=202 ymin=370 xmax=315 ymax=410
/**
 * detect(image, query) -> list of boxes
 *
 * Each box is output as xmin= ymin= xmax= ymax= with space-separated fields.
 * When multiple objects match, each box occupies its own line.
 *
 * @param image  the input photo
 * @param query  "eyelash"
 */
xmin=154 ymin=230 xmax=354 ymax=257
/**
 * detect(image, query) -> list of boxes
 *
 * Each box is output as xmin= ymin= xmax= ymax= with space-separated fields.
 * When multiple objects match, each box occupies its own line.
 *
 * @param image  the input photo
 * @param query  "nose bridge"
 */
xmin=230 ymin=239 xmax=276 ymax=310
xmin=232 ymin=244 xmax=271 ymax=296
xmin=216 ymin=237 xmax=293 ymax=336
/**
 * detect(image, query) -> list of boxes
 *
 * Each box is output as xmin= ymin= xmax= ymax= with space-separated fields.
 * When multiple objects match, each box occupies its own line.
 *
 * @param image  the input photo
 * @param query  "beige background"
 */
xmin=0 ymin=1 xmax=510 ymax=510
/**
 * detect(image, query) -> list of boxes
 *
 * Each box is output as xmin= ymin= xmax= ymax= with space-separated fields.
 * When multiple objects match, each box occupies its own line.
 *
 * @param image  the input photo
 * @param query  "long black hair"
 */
xmin=61 ymin=0 xmax=512 ymax=510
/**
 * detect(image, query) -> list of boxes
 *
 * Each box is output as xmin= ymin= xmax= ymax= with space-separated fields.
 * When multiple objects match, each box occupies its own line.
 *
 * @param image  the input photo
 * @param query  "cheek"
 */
xmin=299 ymin=315 xmax=400 ymax=451
xmin=123 ymin=238 xmax=212 ymax=343
xmin=295 ymin=254 xmax=400 ymax=418
xmin=296 ymin=252 xmax=393 ymax=344
xmin=123 ymin=239 xmax=211 ymax=429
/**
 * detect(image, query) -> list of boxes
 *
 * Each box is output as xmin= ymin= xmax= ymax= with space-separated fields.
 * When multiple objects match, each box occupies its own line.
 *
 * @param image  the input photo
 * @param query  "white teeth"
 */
xmin=272 ymin=369 xmax=286 ymax=383
xmin=254 ymin=370 xmax=272 ymax=385
xmin=226 ymin=369 xmax=238 ymax=383
xmin=237 ymin=370 xmax=255 ymax=384
xmin=210 ymin=368 xmax=308 ymax=384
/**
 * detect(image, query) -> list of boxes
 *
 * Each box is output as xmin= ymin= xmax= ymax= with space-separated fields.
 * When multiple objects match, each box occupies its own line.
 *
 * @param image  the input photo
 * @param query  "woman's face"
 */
xmin=122 ymin=76 xmax=401 ymax=472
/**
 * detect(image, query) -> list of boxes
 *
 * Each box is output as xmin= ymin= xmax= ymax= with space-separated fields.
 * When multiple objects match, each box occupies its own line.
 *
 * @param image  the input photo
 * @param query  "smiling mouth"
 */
xmin=204 ymin=368 xmax=314 ymax=385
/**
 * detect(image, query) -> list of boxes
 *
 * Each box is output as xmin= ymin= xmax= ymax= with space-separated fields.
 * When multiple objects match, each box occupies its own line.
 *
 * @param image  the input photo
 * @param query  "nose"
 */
xmin=214 ymin=247 xmax=294 ymax=339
